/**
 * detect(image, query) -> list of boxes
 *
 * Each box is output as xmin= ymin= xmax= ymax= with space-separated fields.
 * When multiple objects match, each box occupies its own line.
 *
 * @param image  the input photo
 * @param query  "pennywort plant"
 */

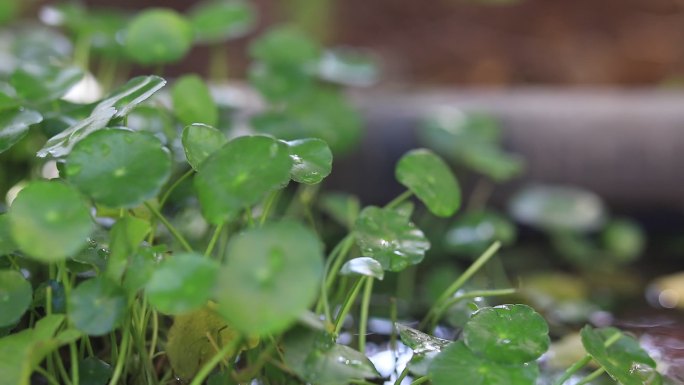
xmin=0 ymin=1 xmax=664 ymax=385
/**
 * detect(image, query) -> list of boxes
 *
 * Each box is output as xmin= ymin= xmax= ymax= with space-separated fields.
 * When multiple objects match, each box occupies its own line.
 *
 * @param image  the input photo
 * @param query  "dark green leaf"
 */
xmin=581 ymin=326 xmax=661 ymax=385
xmin=0 ymin=270 xmax=32 ymax=327
xmin=214 ymin=221 xmax=323 ymax=335
xmin=194 ymin=135 xmax=292 ymax=224
xmin=286 ymin=138 xmax=332 ymax=184
xmin=250 ymin=25 xmax=320 ymax=66
xmin=397 ymin=323 xmax=451 ymax=376
xmin=10 ymin=64 xmax=83 ymax=103
xmin=354 ymin=206 xmax=430 ymax=272
xmin=146 ymin=253 xmax=219 ymax=314
xmin=182 ymin=123 xmax=227 ymax=170
xmin=79 ymin=357 xmax=112 ymax=385
xmin=0 ymin=215 xmax=17 ymax=256
xmin=0 ymin=108 xmax=41 ymax=154
xmin=9 ymin=181 xmax=93 ymax=262
xmin=430 ymin=341 xmax=539 ymax=385
xmin=340 ymin=257 xmax=384 ymax=280
xmin=172 ymin=74 xmax=218 ymax=127
xmin=396 ymin=149 xmax=461 ymax=217
xmin=463 ymin=304 xmax=550 ymax=364
xmin=249 ymin=62 xmax=313 ymax=102
xmin=106 ymin=216 xmax=151 ymax=281
xmin=69 ymin=277 xmax=127 ymax=336
xmin=65 ymin=129 xmax=172 ymax=208
xmin=189 ymin=0 xmax=256 ymax=43
xmin=37 ymin=76 xmax=166 ymax=158
xmin=283 ymin=327 xmax=379 ymax=385
xmin=124 ymin=8 xmax=193 ymax=65
xmin=444 ymin=210 xmax=516 ymax=256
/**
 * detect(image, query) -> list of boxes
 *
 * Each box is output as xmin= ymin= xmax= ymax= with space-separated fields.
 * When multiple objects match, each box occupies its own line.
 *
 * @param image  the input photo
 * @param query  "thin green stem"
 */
xmin=411 ymin=376 xmax=430 ymax=385
xmin=149 ymin=310 xmax=159 ymax=359
xmin=70 ymin=342 xmax=80 ymax=385
xmin=189 ymin=336 xmax=243 ymax=385
xmin=108 ymin=323 xmax=131 ymax=385
xmin=420 ymin=241 xmax=501 ymax=330
xmin=205 ymin=222 xmax=225 ymax=258
xmin=259 ymin=190 xmax=281 ymax=226
xmin=144 ymin=202 xmax=193 ymax=252
xmin=576 ymin=368 xmax=606 ymax=385
xmin=429 ymin=288 xmax=516 ymax=328
xmin=394 ymin=366 xmax=410 ymax=385
xmin=385 ymin=190 xmax=413 ymax=210
xmin=35 ymin=366 xmax=61 ymax=385
xmin=358 ymin=277 xmax=374 ymax=353
xmin=324 ymin=234 xmax=355 ymax=291
xmin=159 ymin=169 xmax=194 ymax=208
xmin=54 ymin=350 xmax=73 ymax=385
xmin=334 ymin=278 xmax=364 ymax=334
xmin=552 ymin=331 xmax=622 ymax=385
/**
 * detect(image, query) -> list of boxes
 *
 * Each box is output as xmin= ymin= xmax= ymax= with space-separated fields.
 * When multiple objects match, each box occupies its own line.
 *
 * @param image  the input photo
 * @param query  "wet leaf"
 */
xmin=0 ymin=270 xmax=32 ymax=327
xmin=602 ymin=219 xmax=645 ymax=263
xmin=189 ymin=0 xmax=256 ymax=43
xmin=66 ymin=129 xmax=172 ymax=208
xmin=283 ymin=327 xmax=379 ymax=385
xmin=508 ymin=185 xmax=606 ymax=232
xmin=250 ymin=25 xmax=320 ymax=66
xmin=37 ymin=75 xmax=166 ymax=158
xmin=146 ymin=253 xmax=218 ymax=315
xmin=194 ymin=135 xmax=292 ymax=225
xmin=396 ymin=149 xmax=461 ymax=217
xmin=79 ymin=356 xmax=112 ymax=385
xmin=286 ymin=138 xmax=332 ymax=184
xmin=430 ymin=341 xmax=539 ymax=385
xmin=172 ymin=74 xmax=218 ymax=127
xmin=0 ymin=108 xmax=42 ymax=154
xmin=444 ymin=210 xmax=516 ymax=256
xmin=340 ymin=257 xmax=384 ymax=280
xmin=463 ymin=304 xmax=550 ymax=364
xmin=182 ymin=123 xmax=227 ymax=170
xmin=9 ymin=181 xmax=93 ymax=262
xmin=214 ymin=221 xmax=323 ymax=335
xmin=354 ymin=206 xmax=430 ymax=272
xmin=124 ymin=8 xmax=193 ymax=65
xmin=581 ymin=326 xmax=662 ymax=385
xmin=10 ymin=64 xmax=83 ymax=103
xmin=397 ymin=323 xmax=451 ymax=375
xmin=69 ymin=277 xmax=127 ymax=336
xmin=106 ymin=216 xmax=150 ymax=282
xmin=316 ymin=48 xmax=379 ymax=87
xmin=318 ymin=192 xmax=360 ymax=230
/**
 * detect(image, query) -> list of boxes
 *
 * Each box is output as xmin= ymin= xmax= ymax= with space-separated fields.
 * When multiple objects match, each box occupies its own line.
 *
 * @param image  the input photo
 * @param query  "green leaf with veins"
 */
xmin=172 ymin=74 xmax=218 ymax=127
xmin=69 ymin=277 xmax=127 ymax=336
xmin=285 ymin=138 xmax=332 ymax=184
xmin=0 ymin=270 xmax=32 ymax=327
xmin=182 ymin=123 xmax=227 ymax=170
xmin=124 ymin=8 xmax=193 ymax=65
xmin=463 ymin=304 xmax=550 ymax=364
xmin=0 ymin=108 xmax=42 ymax=154
xmin=354 ymin=206 xmax=430 ymax=272
xmin=189 ymin=0 xmax=256 ymax=44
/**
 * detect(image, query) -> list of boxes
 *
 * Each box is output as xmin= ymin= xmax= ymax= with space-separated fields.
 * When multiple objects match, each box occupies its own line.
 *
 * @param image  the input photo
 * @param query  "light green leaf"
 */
xmin=250 ymin=25 xmax=320 ymax=66
xmin=69 ymin=277 xmax=127 ymax=336
xmin=182 ymin=123 xmax=227 ymax=170
xmin=0 ymin=270 xmax=32 ymax=327
xmin=10 ymin=64 xmax=83 ymax=103
xmin=214 ymin=221 xmax=323 ymax=335
xmin=9 ymin=181 xmax=93 ymax=262
xmin=106 ymin=216 xmax=151 ymax=281
xmin=602 ymin=219 xmax=645 ymax=263
xmin=172 ymin=74 xmax=218 ymax=127
xmin=286 ymin=138 xmax=332 ymax=184
xmin=65 ymin=129 xmax=172 ymax=208
xmin=189 ymin=0 xmax=256 ymax=44
xmin=124 ymin=8 xmax=193 ymax=65
xmin=396 ymin=149 xmax=461 ymax=217
xmin=340 ymin=257 xmax=384 ymax=280
xmin=0 ymin=108 xmax=42 ymax=154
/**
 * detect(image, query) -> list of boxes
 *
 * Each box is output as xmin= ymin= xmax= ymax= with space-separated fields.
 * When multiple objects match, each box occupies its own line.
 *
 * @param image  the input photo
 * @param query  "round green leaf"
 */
xmin=65 ymin=129 xmax=172 ymax=208
xmin=9 ymin=181 xmax=93 ymax=261
xmin=463 ymin=304 xmax=550 ymax=364
xmin=146 ymin=253 xmax=219 ymax=315
xmin=430 ymin=341 xmax=539 ymax=385
xmin=172 ymin=74 xmax=218 ymax=127
xmin=69 ymin=277 xmax=126 ymax=336
xmin=0 ymin=108 xmax=42 ymax=154
xmin=182 ymin=123 xmax=227 ymax=170
xmin=214 ymin=221 xmax=323 ymax=335
xmin=286 ymin=138 xmax=332 ymax=184
xmin=250 ymin=25 xmax=320 ymax=66
xmin=444 ymin=210 xmax=516 ymax=256
xmin=124 ymin=8 xmax=193 ymax=65
xmin=354 ymin=206 xmax=430 ymax=272
xmin=0 ymin=270 xmax=32 ymax=327
xmin=78 ymin=357 xmax=112 ymax=385
xmin=340 ymin=257 xmax=384 ymax=280
xmin=189 ymin=0 xmax=255 ymax=44
xmin=396 ymin=149 xmax=461 ymax=217
xmin=249 ymin=62 xmax=313 ymax=102
xmin=194 ymin=135 xmax=292 ymax=225
xmin=581 ymin=326 xmax=661 ymax=385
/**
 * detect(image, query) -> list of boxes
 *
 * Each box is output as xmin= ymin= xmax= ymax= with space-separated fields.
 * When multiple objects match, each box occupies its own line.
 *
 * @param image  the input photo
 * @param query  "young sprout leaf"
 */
xmin=189 ymin=0 xmax=256 ymax=44
xmin=78 ymin=357 xmax=112 ymax=385
xmin=396 ymin=149 xmax=461 ymax=217
xmin=397 ymin=323 xmax=451 ymax=376
xmin=581 ymin=326 xmax=662 ymax=385
xmin=214 ymin=221 xmax=323 ymax=335
xmin=37 ymin=75 xmax=166 ymax=158
xmin=194 ymin=135 xmax=292 ymax=225
xmin=354 ymin=206 xmax=430 ymax=272
xmin=0 ymin=108 xmax=42 ymax=154
xmin=9 ymin=181 xmax=93 ymax=262
xmin=463 ymin=304 xmax=550 ymax=364
xmin=283 ymin=327 xmax=380 ymax=385
xmin=444 ymin=210 xmax=517 ymax=257
xmin=340 ymin=257 xmax=384 ymax=280
xmin=145 ymin=253 xmax=219 ymax=315
xmin=285 ymin=138 xmax=333 ymax=184
xmin=69 ymin=277 xmax=127 ymax=336
xmin=182 ymin=123 xmax=227 ymax=170
xmin=66 ymin=129 xmax=172 ymax=208
xmin=10 ymin=64 xmax=83 ymax=103
xmin=124 ymin=8 xmax=193 ymax=65
xmin=171 ymin=74 xmax=218 ymax=127
xmin=0 ymin=270 xmax=32 ymax=327
xmin=429 ymin=341 xmax=539 ymax=385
